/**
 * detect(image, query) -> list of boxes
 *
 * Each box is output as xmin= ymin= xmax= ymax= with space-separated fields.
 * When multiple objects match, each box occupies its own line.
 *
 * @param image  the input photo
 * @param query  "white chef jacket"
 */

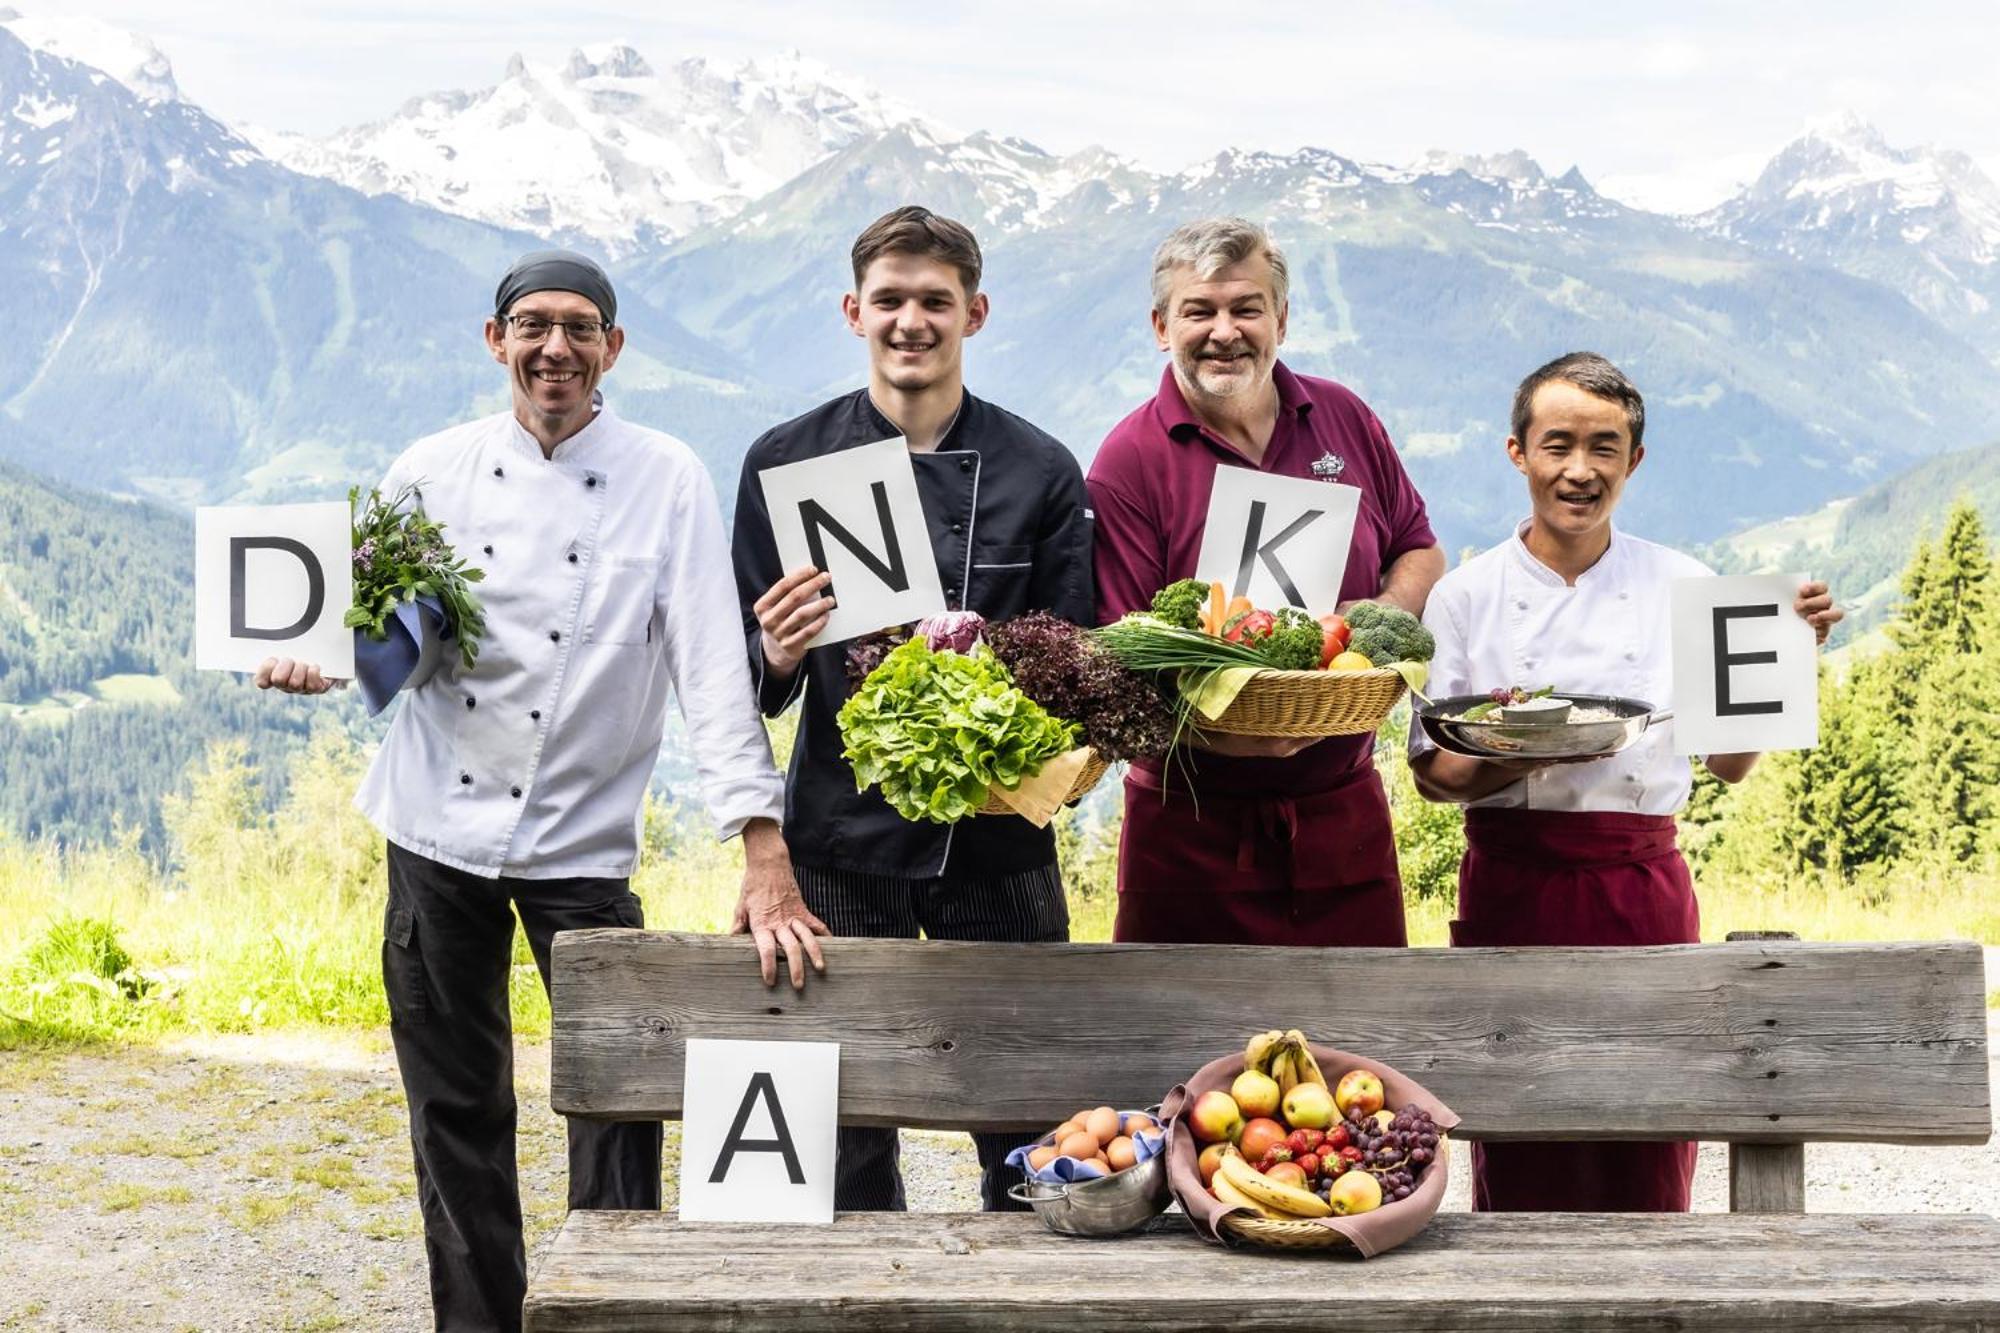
xmin=1408 ymin=520 xmax=1711 ymax=814
xmin=354 ymin=402 xmax=786 ymax=878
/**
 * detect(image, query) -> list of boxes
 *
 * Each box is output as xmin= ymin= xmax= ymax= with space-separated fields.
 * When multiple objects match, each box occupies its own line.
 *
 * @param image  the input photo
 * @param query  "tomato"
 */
xmin=1225 ymin=608 xmax=1277 ymax=644
xmin=1316 ymin=613 xmax=1350 ymax=667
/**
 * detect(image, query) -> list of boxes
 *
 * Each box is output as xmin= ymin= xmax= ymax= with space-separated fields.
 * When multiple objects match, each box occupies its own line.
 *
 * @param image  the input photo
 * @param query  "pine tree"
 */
xmin=1885 ymin=500 xmax=2000 ymax=865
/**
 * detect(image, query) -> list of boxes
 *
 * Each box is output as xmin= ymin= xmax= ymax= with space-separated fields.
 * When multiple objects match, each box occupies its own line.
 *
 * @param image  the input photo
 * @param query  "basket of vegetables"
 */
xmin=839 ymin=613 xmax=1175 ymax=825
xmin=1095 ymin=580 xmax=1434 ymax=739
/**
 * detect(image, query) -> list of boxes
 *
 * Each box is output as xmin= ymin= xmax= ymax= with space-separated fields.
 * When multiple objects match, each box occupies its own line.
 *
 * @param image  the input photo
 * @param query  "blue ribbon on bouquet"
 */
xmin=353 ymin=594 xmax=453 ymax=716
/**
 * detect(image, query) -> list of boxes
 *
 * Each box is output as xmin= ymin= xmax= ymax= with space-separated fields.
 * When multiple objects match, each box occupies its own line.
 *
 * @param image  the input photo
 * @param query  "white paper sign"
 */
xmin=678 ymin=1038 xmax=839 ymax=1224
xmin=1193 ymin=468 xmax=1360 ymax=614
xmin=1670 ymin=573 xmax=1818 ymax=755
xmin=195 ymin=502 xmax=355 ymax=677
xmin=758 ymin=438 xmax=948 ymax=648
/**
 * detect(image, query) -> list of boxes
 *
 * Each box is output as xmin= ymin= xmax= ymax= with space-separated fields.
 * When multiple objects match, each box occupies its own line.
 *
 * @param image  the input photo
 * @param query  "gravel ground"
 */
xmin=3 ymin=1014 xmax=1996 ymax=1332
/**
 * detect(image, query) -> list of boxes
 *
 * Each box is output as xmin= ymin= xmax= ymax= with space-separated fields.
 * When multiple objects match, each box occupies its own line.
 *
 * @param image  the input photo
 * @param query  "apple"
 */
xmin=1327 ymin=1169 xmax=1383 ymax=1215
xmin=1372 ymin=1109 xmax=1395 ymax=1131
xmin=1230 ymin=1069 xmax=1282 ymax=1119
xmin=1197 ymin=1142 xmax=1233 ymax=1187
xmin=1334 ymin=1069 xmax=1385 ymax=1119
xmin=1237 ymin=1116 xmax=1289 ymax=1164
xmin=1265 ymin=1160 xmax=1308 ymax=1190
xmin=1189 ymin=1090 xmax=1245 ymax=1145
xmin=1281 ymin=1082 xmax=1336 ymax=1130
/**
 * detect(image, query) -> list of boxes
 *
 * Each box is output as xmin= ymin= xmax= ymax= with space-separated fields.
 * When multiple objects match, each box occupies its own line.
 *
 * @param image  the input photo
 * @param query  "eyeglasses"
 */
xmin=501 ymin=314 xmax=609 ymax=345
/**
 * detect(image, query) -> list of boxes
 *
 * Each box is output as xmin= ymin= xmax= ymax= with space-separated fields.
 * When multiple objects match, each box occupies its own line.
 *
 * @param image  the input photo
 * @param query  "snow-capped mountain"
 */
xmin=0 ymin=25 xmax=798 ymax=503
xmin=0 ymin=6 xmax=178 ymax=101
xmin=254 ymin=44 xmax=930 ymax=255
xmin=7 ymin=11 xmax=2000 ymax=550
xmin=1700 ymin=114 xmax=2000 ymax=353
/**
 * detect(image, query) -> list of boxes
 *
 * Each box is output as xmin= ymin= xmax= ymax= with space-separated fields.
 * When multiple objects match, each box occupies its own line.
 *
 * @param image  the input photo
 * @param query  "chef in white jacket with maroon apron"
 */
xmin=1409 ymin=352 xmax=1840 ymax=1212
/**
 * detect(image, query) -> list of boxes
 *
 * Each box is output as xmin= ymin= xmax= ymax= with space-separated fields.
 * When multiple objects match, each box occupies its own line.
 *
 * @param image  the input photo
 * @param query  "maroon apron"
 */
xmin=1454 ymin=806 xmax=1699 ymax=1212
xmin=1112 ymin=761 xmax=1406 ymax=947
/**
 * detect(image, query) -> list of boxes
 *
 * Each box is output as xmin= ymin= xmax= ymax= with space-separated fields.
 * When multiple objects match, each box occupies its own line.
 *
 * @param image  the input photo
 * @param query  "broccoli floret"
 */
xmin=1259 ymin=606 xmax=1326 ymax=671
xmin=1343 ymin=601 xmax=1393 ymax=633
xmin=1148 ymin=578 xmax=1210 ymax=631
xmin=1344 ymin=605 xmax=1435 ymax=665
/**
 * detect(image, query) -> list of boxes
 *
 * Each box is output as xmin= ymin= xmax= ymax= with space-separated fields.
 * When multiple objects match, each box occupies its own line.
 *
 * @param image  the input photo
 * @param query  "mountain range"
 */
xmin=5 ymin=13 xmax=2000 ymax=558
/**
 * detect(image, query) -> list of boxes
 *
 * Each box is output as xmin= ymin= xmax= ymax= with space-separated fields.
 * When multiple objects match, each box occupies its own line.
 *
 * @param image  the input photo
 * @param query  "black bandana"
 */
xmin=493 ymin=249 xmax=617 ymax=326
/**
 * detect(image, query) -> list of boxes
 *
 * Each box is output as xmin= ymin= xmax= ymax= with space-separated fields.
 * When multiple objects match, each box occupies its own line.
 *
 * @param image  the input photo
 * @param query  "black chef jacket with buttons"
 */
xmin=732 ymin=389 xmax=1095 ymax=879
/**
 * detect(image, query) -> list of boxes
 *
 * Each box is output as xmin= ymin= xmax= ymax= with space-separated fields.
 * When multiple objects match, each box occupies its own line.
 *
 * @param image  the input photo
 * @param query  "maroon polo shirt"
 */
xmin=1087 ymin=361 xmax=1438 ymax=797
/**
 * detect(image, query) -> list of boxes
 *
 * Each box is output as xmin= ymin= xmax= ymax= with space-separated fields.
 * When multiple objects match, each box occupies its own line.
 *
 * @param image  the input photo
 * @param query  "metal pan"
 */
xmin=1416 ymin=692 xmax=1674 ymax=760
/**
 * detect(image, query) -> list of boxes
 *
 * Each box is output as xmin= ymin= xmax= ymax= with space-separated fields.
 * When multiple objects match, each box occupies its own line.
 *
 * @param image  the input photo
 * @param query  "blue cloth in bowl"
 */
xmin=1005 ymin=1113 xmax=1167 ymax=1186
xmin=353 ymin=594 xmax=452 ymax=716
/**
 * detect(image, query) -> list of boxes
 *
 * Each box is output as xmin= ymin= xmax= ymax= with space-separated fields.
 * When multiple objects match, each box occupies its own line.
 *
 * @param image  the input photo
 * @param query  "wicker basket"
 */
xmin=1217 ymin=1212 xmax=1355 ymax=1250
xmin=974 ymin=748 xmax=1111 ymax=816
xmin=1199 ymin=667 xmax=1407 ymax=737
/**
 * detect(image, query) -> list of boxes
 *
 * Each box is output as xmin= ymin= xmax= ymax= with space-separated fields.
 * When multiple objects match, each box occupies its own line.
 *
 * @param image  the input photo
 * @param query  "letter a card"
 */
xmin=194 ymin=501 xmax=354 ymax=677
xmin=758 ymin=437 xmax=947 ymax=648
xmin=678 ymin=1038 xmax=839 ymax=1223
xmin=1193 ymin=468 xmax=1358 ymax=615
xmin=1669 ymin=574 xmax=1818 ymax=756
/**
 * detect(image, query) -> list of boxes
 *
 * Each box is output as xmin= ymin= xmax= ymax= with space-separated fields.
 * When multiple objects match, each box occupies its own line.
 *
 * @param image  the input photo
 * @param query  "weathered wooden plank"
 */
xmin=1729 ymin=1142 xmax=1806 ymax=1212
xmin=523 ymin=1210 xmax=2000 ymax=1332
xmin=549 ymin=934 xmax=1991 ymax=1141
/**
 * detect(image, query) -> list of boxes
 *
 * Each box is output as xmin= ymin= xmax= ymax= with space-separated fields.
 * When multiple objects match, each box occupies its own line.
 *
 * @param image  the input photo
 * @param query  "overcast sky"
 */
xmin=44 ymin=0 xmax=2000 ymax=214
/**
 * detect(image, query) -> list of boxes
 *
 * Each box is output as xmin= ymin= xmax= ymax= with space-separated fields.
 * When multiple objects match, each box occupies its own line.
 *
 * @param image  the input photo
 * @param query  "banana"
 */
xmin=1284 ymin=1031 xmax=1328 ymax=1088
xmin=1210 ymin=1166 xmax=1289 ymax=1220
xmin=1243 ymin=1029 xmax=1284 ymax=1076
xmin=1270 ymin=1046 xmax=1299 ymax=1095
xmin=1218 ymin=1151 xmax=1331 ymax=1218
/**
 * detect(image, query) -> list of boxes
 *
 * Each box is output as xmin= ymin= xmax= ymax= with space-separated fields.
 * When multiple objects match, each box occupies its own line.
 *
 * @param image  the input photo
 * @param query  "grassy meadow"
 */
xmin=2 ymin=724 xmax=1994 ymax=1051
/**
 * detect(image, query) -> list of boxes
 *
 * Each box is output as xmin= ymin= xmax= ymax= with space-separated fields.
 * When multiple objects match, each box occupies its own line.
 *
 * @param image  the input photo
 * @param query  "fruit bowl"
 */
xmin=1161 ymin=1034 xmax=1460 ymax=1258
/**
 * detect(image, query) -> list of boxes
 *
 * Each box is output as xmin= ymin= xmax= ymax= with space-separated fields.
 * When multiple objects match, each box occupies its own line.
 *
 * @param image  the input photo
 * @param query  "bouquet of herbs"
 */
xmin=345 ymin=482 xmax=487 ymax=671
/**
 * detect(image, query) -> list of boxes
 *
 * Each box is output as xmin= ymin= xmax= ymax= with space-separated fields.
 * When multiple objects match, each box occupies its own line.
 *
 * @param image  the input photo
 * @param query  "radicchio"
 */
xmin=915 ymin=611 xmax=986 ymax=654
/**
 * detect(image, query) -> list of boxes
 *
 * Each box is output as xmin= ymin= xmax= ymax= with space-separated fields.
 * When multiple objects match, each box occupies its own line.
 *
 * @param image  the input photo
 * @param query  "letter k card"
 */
xmin=1193 ymin=468 xmax=1358 ymax=615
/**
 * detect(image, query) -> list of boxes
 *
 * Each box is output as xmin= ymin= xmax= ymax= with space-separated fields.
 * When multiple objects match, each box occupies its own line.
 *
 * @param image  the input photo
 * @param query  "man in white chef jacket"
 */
xmin=258 ymin=250 xmax=828 ymax=1333
xmin=1408 ymin=350 xmax=1839 ymax=1215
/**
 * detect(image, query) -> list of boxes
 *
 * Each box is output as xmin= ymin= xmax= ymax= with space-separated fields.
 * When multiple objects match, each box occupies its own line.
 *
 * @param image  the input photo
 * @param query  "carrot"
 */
xmin=1224 ymin=595 xmax=1253 ymax=624
xmin=1204 ymin=581 xmax=1226 ymax=635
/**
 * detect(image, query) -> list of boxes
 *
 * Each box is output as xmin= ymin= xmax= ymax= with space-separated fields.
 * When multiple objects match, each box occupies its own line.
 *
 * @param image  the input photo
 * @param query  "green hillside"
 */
xmin=0 ymin=457 xmax=352 ymax=849
xmin=1705 ymin=439 xmax=2000 ymax=643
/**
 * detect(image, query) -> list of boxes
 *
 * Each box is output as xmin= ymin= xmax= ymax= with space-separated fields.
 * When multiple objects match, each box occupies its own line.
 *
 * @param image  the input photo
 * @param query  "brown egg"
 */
xmin=1105 ymin=1135 xmax=1138 ymax=1171
xmin=1084 ymin=1105 xmax=1120 ymax=1146
xmin=1122 ymin=1112 xmax=1156 ymax=1134
xmin=1052 ymin=1120 xmax=1083 ymax=1142
xmin=1058 ymin=1130 xmax=1100 ymax=1161
xmin=1027 ymin=1145 xmax=1059 ymax=1171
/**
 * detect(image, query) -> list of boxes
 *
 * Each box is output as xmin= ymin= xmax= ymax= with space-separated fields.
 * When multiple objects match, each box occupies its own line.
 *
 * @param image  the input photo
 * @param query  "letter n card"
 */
xmin=678 ymin=1038 xmax=839 ymax=1223
xmin=758 ymin=437 xmax=947 ymax=648
xmin=1670 ymin=574 xmax=1818 ymax=756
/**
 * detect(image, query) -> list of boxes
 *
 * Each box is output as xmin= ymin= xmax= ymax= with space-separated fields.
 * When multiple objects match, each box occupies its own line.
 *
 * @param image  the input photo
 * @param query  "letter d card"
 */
xmin=1670 ymin=573 xmax=1818 ymax=756
xmin=678 ymin=1038 xmax=839 ymax=1223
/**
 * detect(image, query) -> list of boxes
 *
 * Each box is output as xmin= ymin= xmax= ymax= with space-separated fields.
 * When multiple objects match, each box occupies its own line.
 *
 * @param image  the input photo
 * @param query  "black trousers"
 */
xmin=383 ymin=841 xmax=662 ymax=1333
xmin=792 ymin=860 xmax=1069 ymax=1212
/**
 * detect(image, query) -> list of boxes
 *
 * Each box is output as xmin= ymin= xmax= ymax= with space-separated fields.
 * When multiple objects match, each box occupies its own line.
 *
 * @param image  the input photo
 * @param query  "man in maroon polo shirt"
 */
xmin=1088 ymin=216 xmax=1444 ymax=946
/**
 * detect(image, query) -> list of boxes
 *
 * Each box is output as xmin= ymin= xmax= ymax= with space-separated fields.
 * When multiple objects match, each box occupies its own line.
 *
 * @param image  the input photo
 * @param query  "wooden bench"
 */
xmin=527 ymin=934 xmax=1996 ymax=1331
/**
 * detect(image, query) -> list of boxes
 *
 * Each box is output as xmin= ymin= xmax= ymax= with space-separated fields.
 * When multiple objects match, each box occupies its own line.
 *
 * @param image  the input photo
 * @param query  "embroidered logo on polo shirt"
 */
xmin=1310 ymin=452 xmax=1346 ymax=481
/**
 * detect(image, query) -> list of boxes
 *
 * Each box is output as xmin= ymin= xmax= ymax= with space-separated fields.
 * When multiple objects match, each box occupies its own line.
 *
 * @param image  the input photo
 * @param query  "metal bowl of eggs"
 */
xmin=1006 ymin=1107 xmax=1172 ymax=1237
